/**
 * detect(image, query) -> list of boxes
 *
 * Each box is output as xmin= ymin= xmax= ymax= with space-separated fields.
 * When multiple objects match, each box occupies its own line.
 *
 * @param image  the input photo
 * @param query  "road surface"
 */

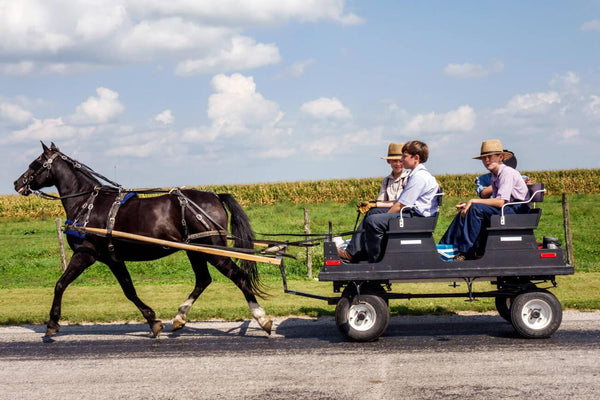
xmin=1 ymin=311 xmax=599 ymax=399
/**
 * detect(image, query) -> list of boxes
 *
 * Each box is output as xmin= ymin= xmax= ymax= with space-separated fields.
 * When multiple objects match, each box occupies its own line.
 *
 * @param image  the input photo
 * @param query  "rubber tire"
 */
xmin=510 ymin=290 xmax=562 ymax=339
xmin=495 ymin=296 xmax=514 ymax=322
xmin=335 ymin=294 xmax=390 ymax=342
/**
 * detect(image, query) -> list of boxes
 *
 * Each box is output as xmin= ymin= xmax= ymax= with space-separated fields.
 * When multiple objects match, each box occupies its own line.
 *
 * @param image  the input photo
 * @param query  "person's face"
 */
xmin=402 ymin=152 xmax=419 ymax=169
xmin=481 ymin=153 xmax=503 ymax=171
xmin=387 ymin=158 xmax=404 ymax=175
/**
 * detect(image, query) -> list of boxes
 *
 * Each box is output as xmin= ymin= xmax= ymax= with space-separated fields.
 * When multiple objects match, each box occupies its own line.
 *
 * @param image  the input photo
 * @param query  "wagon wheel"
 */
xmin=494 ymin=296 xmax=514 ymax=322
xmin=510 ymin=289 xmax=562 ymax=339
xmin=335 ymin=292 xmax=390 ymax=342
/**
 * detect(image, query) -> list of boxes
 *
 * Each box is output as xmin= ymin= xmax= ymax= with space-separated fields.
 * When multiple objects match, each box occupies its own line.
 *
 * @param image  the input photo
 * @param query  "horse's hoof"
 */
xmin=45 ymin=321 xmax=60 ymax=337
xmin=172 ymin=316 xmax=186 ymax=331
xmin=260 ymin=318 xmax=273 ymax=335
xmin=150 ymin=320 xmax=164 ymax=338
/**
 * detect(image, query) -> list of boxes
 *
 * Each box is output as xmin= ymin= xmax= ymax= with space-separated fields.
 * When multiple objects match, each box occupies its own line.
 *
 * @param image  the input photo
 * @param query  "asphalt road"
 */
xmin=1 ymin=311 xmax=599 ymax=400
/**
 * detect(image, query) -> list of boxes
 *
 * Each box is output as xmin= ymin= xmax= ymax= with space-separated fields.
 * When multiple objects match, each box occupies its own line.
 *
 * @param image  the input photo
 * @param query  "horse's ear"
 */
xmin=50 ymin=142 xmax=59 ymax=151
xmin=41 ymin=141 xmax=51 ymax=153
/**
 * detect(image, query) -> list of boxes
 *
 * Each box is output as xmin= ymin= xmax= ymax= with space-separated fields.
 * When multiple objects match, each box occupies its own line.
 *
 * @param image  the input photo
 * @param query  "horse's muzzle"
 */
xmin=14 ymin=182 xmax=31 ymax=196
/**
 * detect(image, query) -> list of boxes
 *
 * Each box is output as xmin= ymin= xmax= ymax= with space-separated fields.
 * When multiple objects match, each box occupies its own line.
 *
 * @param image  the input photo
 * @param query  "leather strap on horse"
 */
xmin=171 ymin=188 xmax=229 ymax=244
xmin=106 ymin=190 xmax=129 ymax=253
xmin=188 ymin=230 xmax=228 ymax=241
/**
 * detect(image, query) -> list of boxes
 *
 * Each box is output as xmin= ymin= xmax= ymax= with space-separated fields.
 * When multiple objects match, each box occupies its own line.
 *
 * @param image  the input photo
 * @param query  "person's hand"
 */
xmin=456 ymin=201 xmax=472 ymax=217
xmin=357 ymin=201 xmax=376 ymax=214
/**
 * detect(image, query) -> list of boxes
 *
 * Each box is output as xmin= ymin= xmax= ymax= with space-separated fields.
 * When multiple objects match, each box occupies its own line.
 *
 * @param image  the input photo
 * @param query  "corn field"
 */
xmin=2 ymin=168 xmax=598 ymax=219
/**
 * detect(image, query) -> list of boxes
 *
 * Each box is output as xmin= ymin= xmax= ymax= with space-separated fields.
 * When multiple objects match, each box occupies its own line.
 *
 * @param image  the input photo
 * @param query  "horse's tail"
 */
xmin=218 ymin=193 xmax=266 ymax=297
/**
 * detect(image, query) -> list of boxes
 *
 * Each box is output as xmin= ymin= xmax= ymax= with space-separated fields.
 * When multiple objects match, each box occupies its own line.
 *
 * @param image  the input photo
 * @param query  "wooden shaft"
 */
xmin=79 ymin=226 xmax=282 ymax=266
xmin=55 ymin=218 xmax=68 ymax=272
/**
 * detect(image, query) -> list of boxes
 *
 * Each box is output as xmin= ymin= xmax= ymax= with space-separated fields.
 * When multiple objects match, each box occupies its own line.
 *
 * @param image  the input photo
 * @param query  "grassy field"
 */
xmin=1 ymin=192 xmax=599 ymax=325
xmin=1 ymin=169 xmax=599 ymax=325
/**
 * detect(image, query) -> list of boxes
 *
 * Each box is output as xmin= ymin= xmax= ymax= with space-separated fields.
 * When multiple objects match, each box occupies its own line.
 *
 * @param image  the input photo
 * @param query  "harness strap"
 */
xmin=172 ymin=188 xmax=226 ymax=243
xmin=72 ymin=187 xmax=100 ymax=228
xmin=106 ymin=190 xmax=129 ymax=253
xmin=188 ymin=230 xmax=228 ymax=241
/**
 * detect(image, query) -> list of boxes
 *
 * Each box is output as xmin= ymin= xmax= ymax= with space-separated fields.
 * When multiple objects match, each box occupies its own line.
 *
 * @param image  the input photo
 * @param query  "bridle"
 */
xmin=21 ymin=150 xmax=121 ymax=200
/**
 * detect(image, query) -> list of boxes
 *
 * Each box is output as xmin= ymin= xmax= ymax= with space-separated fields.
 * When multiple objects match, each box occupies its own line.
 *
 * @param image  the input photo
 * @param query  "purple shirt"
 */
xmin=491 ymin=164 xmax=528 ymax=202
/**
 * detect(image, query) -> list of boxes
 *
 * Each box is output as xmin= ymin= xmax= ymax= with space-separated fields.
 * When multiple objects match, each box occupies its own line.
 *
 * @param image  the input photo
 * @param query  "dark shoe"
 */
xmin=337 ymin=248 xmax=353 ymax=263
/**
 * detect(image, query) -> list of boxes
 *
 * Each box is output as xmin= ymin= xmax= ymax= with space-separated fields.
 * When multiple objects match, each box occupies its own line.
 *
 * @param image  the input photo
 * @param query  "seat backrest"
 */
xmin=433 ymin=185 xmax=443 ymax=207
xmin=388 ymin=214 xmax=438 ymax=233
xmin=489 ymin=208 xmax=542 ymax=230
xmin=527 ymin=182 xmax=544 ymax=203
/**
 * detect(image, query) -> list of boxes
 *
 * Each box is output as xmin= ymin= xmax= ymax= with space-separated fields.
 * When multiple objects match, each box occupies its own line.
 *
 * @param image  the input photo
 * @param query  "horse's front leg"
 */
xmin=173 ymin=253 xmax=212 ymax=331
xmin=46 ymin=250 xmax=96 ymax=337
xmin=106 ymin=260 xmax=163 ymax=337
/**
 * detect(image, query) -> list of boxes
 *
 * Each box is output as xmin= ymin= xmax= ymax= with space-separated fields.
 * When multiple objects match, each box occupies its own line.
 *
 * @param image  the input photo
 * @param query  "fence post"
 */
xmin=304 ymin=208 xmax=312 ymax=279
xmin=55 ymin=218 xmax=68 ymax=272
xmin=562 ymin=194 xmax=574 ymax=265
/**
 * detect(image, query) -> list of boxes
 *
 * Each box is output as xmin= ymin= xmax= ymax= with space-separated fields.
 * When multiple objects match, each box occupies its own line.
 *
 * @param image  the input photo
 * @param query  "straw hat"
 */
xmin=381 ymin=142 xmax=405 ymax=160
xmin=473 ymin=139 xmax=514 ymax=161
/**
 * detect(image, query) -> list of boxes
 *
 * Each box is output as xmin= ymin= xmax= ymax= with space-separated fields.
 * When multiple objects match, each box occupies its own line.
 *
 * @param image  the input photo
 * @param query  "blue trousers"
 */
xmin=346 ymin=207 xmax=389 ymax=261
xmin=440 ymin=203 xmax=529 ymax=256
xmin=363 ymin=210 xmax=417 ymax=263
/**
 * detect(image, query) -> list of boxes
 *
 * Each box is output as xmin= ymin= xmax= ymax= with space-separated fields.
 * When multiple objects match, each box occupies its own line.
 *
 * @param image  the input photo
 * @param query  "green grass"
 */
xmin=0 ymin=195 xmax=599 ymax=325
xmin=1 ymin=275 xmax=598 ymax=325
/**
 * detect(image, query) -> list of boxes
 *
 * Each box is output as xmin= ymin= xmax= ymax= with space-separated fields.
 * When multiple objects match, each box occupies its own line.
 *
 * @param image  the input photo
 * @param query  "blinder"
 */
xmin=21 ymin=152 xmax=61 ymax=191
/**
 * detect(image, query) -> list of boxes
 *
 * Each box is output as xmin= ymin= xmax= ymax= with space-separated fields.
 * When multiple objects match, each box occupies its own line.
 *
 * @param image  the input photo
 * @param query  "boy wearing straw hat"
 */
xmin=377 ymin=142 xmax=411 ymax=204
xmin=357 ymin=142 xmax=411 ymax=214
xmin=440 ymin=139 xmax=529 ymax=261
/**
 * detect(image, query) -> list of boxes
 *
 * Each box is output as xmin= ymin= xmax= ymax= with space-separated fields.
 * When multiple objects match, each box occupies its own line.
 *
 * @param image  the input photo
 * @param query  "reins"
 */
xmin=30 ymin=149 xmax=356 ymax=252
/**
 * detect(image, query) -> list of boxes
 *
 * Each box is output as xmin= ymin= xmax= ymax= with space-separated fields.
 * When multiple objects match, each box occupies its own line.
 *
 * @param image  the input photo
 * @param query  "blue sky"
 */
xmin=2 ymin=1 xmax=600 ymax=194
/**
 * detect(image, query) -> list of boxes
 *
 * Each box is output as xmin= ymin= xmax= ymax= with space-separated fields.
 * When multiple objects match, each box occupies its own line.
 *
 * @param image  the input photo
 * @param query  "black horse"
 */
xmin=14 ymin=142 xmax=272 ymax=338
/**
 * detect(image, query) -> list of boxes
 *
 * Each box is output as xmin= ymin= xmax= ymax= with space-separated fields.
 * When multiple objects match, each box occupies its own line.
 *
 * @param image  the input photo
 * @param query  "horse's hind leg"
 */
xmin=106 ymin=260 xmax=163 ymax=337
xmin=172 ymin=253 xmax=212 ymax=331
xmin=211 ymin=256 xmax=273 ymax=335
xmin=46 ymin=250 xmax=95 ymax=337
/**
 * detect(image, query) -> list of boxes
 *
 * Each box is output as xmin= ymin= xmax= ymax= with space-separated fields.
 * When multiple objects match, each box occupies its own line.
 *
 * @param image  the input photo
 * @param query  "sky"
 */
xmin=2 ymin=0 xmax=600 ymax=195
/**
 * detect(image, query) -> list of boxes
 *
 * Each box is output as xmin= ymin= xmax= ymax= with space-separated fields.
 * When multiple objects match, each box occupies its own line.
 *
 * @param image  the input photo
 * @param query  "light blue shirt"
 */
xmin=475 ymin=173 xmax=492 ymax=197
xmin=397 ymin=164 xmax=439 ymax=217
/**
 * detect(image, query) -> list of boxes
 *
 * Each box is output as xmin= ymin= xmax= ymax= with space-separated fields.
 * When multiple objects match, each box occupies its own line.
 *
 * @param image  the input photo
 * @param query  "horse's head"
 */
xmin=14 ymin=142 xmax=61 ymax=196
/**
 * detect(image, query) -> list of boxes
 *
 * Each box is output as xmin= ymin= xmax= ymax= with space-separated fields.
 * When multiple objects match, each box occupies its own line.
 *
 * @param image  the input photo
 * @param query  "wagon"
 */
xmin=279 ymin=184 xmax=575 ymax=342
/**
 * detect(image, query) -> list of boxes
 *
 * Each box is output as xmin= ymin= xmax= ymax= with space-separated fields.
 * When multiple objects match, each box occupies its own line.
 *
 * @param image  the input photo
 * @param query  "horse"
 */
xmin=13 ymin=142 xmax=272 ymax=338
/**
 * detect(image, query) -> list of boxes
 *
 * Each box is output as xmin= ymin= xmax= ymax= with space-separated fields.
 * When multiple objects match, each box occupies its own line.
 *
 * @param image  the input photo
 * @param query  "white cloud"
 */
xmin=69 ymin=87 xmax=125 ymax=124
xmin=175 ymin=35 xmax=281 ymax=76
xmin=580 ymin=20 xmax=600 ymax=31
xmin=11 ymin=117 xmax=77 ymax=141
xmin=561 ymin=128 xmax=580 ymax=139
xmin=443 ymin=60 xmax=504 ymax=78
xmin=276 ymin=59 xmax=316 ymax=79
xmin=585 ymin=95 xmax=600 ymax=116
xmin=549 ymin=71 xmax=581 ymax=93
xmin=0 ymin=101 xmax=34 ymax=126
xmin=404 ymin=105 xmax=476 ymax=133
xmin=306 ymin=136 xmax=340 ymax=156
xmin=257 ymin=147 xmax=297 ymax=159
xmin=155 ymin=109 xmax=174 ymax=124
xmin=0 ymin=0 xmax=359 ymax=76
xmin=126 ymin=0 xmax=364 ymax=26
xmin=300 ymin=97 xmax=352 ymax=119
xmin=74 ymin=2 xmax=127 ymax=40
xmin=184 ymin=73 xmax=284 ymax=142
xmin=496 ymin=91 xmax=561 ymax=115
